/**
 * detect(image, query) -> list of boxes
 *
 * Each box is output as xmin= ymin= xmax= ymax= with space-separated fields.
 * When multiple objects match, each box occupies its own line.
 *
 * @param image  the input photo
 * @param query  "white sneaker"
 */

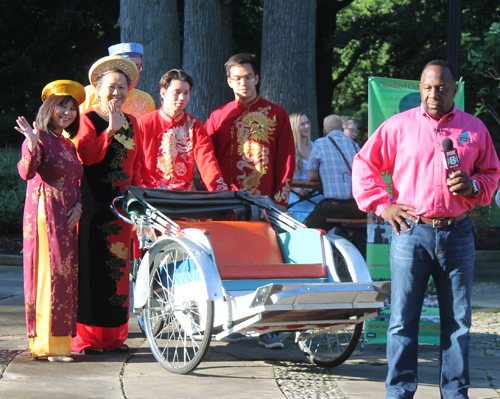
xmin=221 ymin=333 xmax=252 ymax=343
xmin=258 ymin=333 xmax=284 ymax=349
xmin=48 ymin=355 xmax=73 ymax=362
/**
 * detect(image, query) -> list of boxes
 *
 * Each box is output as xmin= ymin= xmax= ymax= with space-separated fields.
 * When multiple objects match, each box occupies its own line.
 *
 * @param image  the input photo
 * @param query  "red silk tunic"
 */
xmin=140 ymin=109 xmax=228 ymax=191
xmin=205 ymin=96 xmax=295 ymax=207
xmin=18 ymin=131 xmax=83 ymax=337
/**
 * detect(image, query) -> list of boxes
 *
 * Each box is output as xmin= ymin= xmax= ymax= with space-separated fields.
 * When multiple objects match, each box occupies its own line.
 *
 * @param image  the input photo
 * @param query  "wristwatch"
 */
xmin=470 ymin=180 xmax=479 ymax=196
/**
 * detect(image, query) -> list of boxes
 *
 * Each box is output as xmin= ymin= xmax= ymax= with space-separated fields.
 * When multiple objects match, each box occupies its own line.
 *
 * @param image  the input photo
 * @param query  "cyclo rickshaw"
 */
xmin=111 ymin=186 xmax=390 ymax=374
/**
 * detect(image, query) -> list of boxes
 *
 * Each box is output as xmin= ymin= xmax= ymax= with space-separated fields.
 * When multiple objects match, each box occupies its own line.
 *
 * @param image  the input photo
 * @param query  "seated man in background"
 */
xmin=305 ymin=114 xmax=366 ymax=252
xmin=80 ymin=42 xmax=156 ymax=118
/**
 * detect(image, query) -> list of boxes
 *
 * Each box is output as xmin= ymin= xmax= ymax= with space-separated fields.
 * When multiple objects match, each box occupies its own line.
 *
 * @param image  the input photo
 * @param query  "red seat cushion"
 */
xmin=217 ymin=263 xmax=326 ymax=279
xmin=177 ymin=221 xmax=283 ymax=265
xmin=176 ymin=220 xmax=326 ymax=279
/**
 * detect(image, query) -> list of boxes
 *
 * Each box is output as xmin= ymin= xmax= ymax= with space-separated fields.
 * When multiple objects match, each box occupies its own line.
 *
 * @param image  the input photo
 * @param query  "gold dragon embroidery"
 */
xmin=235 ymin=108 xmax=276 ymax=193
xmin=157 ymin=116 xmax=195 ymax=187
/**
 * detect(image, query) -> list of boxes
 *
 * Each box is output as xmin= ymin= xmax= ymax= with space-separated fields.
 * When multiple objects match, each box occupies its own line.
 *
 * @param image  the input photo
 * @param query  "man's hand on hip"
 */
xmin=381 ymin=204 xmax=418 ymax=235
xmin=447 ymin=170 xmax=472 ymax=196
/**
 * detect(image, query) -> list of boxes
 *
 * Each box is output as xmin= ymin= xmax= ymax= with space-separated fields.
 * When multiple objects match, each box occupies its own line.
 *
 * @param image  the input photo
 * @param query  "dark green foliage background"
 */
xmin=0 ymin=151 xmax=25 ymax=233
xmin=1 ymin=0 xmax=499 ymax=235
xmin=330 ymin=0 xmax=500 ymax=148
xmin=0 ymin=0 xmax=120 ymax=147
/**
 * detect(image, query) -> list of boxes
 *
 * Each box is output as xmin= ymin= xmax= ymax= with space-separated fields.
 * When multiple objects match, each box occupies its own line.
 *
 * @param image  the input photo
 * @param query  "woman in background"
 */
xmin=16 ymin=80 xmax=85 ymax=362
xmin=287 ymin=112 xmax=323 ymax=222
xmin=72 ymin=55 xmax=142 ymax=355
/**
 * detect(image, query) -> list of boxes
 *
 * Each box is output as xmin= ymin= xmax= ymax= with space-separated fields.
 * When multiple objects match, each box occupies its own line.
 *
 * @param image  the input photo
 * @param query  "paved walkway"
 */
xmin=0 ymin=261 xmax=499 ymax=399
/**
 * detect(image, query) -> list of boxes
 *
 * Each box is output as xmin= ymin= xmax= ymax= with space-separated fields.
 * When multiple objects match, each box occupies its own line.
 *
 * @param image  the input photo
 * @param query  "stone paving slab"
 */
xmin=125 ymin=347 xmax=283 ymax=399
xmin=0 ymin=351 xmax=126 ymax=399
xmin=122 ymin=333 xmax=305 ymax=399
xmin=334 ymin=363 xmax=500 ymax=399
xmin=1 ymin=264 xmax=500 ymax=398
xmin=206 ymin=335 xmax=306 ymax=363
xmin=332 ymin=344 xmax=500 ymax=398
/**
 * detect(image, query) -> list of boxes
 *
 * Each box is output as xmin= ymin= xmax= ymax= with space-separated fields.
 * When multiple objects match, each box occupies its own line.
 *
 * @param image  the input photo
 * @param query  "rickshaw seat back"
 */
xmin=177 ymin=220 xmax=283 ymax=264
xmin=278 ymin=229 xmax=325 ymax=264
xmin=177 ymin=221 xmax=326 ymax=280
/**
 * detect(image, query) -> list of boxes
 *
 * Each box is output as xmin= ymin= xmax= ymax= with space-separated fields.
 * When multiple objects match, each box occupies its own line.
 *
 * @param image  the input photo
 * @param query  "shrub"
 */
xmin=0 ymin=150 xmax=25 ymax=233
xmin=0 ymin=114 xmax=25 ymax=148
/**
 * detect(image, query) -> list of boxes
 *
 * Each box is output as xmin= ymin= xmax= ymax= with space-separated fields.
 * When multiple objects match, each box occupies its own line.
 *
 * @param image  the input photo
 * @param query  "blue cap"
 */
xmin=108 ymin=43 xmax=144 ymax=58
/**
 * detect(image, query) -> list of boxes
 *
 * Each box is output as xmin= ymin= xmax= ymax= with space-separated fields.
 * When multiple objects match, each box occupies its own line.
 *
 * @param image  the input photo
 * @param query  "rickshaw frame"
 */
xmin=112 ymin=187 xmax=390 ymax=374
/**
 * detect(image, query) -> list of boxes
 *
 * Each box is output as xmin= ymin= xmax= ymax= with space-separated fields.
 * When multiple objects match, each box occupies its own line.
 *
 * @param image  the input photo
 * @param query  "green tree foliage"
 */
xmin=330 ymin=0 xmax=500 ymax=145
xmin=330 ymin=0 xmax=448 ymax=142
xmin=462 ymin=20 xmax=500 ymax=149
xmin=0 ymin=0 xmax=120 ymax=147
xmin=231 ymin=0 xmax=263 ymax=56
xmin=2 ymin=0 xmax=500 ymax=149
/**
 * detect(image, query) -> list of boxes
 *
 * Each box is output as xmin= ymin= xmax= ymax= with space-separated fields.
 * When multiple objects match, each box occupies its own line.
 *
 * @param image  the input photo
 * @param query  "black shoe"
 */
xmin=111 ymin=345 xmax=129 ymax=353
xmin=83 ymin=348 xmax=103 ymax=355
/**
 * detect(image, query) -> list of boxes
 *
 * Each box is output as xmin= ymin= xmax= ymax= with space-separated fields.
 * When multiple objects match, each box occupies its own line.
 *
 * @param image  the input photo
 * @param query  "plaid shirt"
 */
xmin=307 ymin=130 xmax=360 ymax=199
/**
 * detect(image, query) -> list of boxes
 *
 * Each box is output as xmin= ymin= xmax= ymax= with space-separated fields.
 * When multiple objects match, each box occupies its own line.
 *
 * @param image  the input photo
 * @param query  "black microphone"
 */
xmin=441 ymin=138 xmax=461 ymax=174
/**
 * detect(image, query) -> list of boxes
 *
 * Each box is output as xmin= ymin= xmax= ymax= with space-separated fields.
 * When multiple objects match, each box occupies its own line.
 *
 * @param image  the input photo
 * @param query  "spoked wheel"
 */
xmin=132 ymin=258 xmax=147 ymax=335
xmin=138 ymin=252 xmax=170 ymax=336
xmin=297 ymin=317 xmax=362 ymax=368
xmin=138 ymin=300 xmax=164 ymax=336
xmin=143 ymin=242 xmax=214 ymax=374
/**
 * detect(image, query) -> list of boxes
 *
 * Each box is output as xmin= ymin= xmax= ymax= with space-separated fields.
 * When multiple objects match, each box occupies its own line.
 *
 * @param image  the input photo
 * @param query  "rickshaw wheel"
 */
xmin=143 ymin=242 xmax=214 ymax=374
xmin=297 ymin=318 xmax=362 ymax=368
xmin=138 ymin=251 xmax=170 ymax=336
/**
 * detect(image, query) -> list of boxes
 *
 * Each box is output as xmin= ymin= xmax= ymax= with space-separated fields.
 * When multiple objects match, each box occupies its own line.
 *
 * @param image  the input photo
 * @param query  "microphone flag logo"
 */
xmin=441 ymin=138 xmax=461 ymax=171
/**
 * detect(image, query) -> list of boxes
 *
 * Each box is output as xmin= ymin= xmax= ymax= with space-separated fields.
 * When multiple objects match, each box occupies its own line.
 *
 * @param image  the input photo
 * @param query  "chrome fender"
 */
xmin=133 ymin=235 xmax=224 ymax=312
xmin=323 ymin=234 xmax=373 ymax=283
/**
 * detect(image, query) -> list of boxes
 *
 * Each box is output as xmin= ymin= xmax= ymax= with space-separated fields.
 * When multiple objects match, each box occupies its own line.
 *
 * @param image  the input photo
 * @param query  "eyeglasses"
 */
xmin=345 ymin=128 xmax=358 ymax=133
xmin=230 ymin=75 xmax=256 ymax=84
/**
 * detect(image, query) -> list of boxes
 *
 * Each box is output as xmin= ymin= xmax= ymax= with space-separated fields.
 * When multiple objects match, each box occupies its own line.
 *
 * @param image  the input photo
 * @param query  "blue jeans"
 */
xmin=386 ymin=216 xmax=475 ymax=399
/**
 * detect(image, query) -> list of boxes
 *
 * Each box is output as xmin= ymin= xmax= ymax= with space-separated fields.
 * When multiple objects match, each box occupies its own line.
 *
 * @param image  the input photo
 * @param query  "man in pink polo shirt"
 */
xmin=352 ymin=60 xmax=500 ymax=399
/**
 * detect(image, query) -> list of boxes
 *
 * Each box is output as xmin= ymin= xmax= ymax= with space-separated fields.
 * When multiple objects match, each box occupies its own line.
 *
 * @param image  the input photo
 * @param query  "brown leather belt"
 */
xmin=419 ymin=213 xmax=467 ymax=228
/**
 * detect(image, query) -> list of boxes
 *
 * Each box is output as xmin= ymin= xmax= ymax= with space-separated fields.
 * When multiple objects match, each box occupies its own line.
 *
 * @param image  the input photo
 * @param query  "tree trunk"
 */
xmin=315 ymin=0 xmax=353 ymax=136
xmin=260 ymin=0 xmax=318 ymax=139
xmin=119 ymin=0 xmax=181 ymax=107
xmin=182 ymin=0 xmax=233 ymax=124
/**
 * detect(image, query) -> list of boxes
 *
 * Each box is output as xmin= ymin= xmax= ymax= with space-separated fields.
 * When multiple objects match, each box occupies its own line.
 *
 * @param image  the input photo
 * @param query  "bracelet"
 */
xmin=74 ymin=204 xmax=83 ymax=213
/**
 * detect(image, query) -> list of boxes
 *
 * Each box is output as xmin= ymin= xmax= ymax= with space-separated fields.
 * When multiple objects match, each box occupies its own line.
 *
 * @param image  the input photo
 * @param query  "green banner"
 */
xmin=364 ymin=76 xmax=465 ymax=345
xmin=368 ymin=76 xmax=465 ymax=135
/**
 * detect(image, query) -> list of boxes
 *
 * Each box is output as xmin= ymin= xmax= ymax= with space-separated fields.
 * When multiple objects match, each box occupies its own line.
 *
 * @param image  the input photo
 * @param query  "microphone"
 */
xmin=441 ymin=138 xmax=461 ymax=174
